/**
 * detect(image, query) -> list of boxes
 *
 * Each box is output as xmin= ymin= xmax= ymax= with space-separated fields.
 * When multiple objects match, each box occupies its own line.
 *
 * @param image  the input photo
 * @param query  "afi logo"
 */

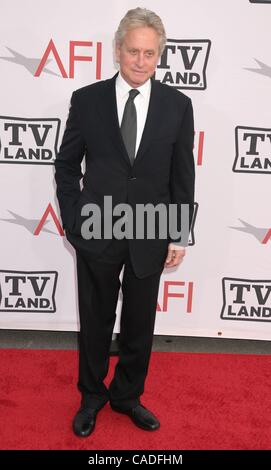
xmin=230 ymin=219 xmax=271 ymax=244
xmin=0 ymin=270 xmax=58 ymax=313
xmin=34 ymin=203 xmax=64 ymax=235
xmin=1 ymin=204 xmax=64 ymax=236
xmin=0 ymin=117 xmax=60 ymax=164
xmin=155 ymin=39 xmax=211 ymax=90
xmin=1 ymin=39 xmax=102 ymax=79
xmin=36 ymin=39 xmax=102 ymax=79
xmin=221 ymin=278 xmax=271 ymax=322
xmin=233 ymin=126 xmax=271 ymax=174
xmin=195 ymin=131 xmax=205 ymax=166
xmin=157 ymin=280 xmax=194 ymax=313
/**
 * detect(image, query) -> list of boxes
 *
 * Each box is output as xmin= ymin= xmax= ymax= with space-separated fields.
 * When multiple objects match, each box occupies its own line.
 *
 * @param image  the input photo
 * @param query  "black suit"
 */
xmin=55 ymin=72 xmax=194 ymax=278
xmin=55 ymin=72 xmax=195 ymax=410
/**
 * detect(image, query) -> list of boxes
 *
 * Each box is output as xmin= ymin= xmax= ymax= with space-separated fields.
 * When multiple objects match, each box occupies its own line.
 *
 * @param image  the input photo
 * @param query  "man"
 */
xmin=55 ymin=7 xmax=195 ymax=437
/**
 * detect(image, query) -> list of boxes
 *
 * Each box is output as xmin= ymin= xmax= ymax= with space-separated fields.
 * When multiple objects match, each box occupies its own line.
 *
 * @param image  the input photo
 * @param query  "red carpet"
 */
xmin=0 ymin=349 xmax=271 ymax=450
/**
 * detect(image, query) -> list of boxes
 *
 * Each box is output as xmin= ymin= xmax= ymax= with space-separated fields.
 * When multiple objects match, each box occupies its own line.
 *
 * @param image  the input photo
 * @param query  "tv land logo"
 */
xmin=233 ymin=126 xmax=271 ymax=174
xmin=0 ymin=117 xmax=60 ymax=164
xmin=0 ymin=270 xmax=58 ymax=313
xmin=221 ymin=278 xmax=271 ymax=322
xmin=230 ymin=219 xmax=271 ymax=244
xmin=0 ymin=40 xmax=102 ymax=79
xmin=155 ymin=39 xmax=211 ymax=90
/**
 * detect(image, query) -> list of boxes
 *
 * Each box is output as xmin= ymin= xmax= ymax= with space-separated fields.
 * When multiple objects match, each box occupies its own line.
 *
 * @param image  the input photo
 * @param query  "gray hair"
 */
xmin=115 ymin=7 xmax=167 ymax=56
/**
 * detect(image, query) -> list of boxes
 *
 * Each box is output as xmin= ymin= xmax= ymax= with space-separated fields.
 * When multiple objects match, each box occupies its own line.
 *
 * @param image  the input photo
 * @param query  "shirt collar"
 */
xmin=116 ymin=71 xmax=151 ymax=99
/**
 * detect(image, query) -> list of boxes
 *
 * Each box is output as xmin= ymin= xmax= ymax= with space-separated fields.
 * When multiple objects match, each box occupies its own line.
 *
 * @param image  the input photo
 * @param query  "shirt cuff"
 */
xmin=169 ymin=243 xmax=186 ymax=251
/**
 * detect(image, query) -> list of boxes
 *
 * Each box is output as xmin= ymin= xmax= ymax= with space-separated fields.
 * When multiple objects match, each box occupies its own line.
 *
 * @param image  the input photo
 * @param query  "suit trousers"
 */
xmin=76 ymin=237 xmax=163 ymax=411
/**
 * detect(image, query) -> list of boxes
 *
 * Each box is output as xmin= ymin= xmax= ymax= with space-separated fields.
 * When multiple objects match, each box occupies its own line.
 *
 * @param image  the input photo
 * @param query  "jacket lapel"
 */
xmin=96 ymin=73 xmax=131 ymax=167
xmin=133 ymin=78 xmax=163 ymax=168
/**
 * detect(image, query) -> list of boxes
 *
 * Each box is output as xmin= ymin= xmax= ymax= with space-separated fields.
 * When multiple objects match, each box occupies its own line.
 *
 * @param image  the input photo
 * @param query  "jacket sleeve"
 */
xmin=169 ymin=98 xmax=195 ymax=246
xmin=54 ymin=92 xmax=85 ymax=232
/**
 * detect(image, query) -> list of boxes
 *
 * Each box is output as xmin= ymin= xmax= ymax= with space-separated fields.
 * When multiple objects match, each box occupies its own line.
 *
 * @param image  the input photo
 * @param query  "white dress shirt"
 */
xmin=115 ymin=72 xmax=184 ymax=252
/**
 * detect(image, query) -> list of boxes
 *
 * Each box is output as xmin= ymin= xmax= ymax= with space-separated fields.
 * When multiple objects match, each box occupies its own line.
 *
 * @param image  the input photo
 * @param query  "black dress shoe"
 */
xmin=111 ymin=404 xmax=160 ymax=431
xmin=72 ymin=406 xmax=98 ymax=437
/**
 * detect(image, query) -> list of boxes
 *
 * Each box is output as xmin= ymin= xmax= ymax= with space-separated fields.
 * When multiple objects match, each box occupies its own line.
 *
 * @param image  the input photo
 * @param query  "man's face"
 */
xmin=115 ymin=27 xmax=160 ymax=88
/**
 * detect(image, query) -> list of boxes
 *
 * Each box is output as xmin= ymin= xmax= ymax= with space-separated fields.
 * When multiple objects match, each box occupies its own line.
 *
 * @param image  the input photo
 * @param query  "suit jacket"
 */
xmin=55 ymin=72 xmax=195 ymax=278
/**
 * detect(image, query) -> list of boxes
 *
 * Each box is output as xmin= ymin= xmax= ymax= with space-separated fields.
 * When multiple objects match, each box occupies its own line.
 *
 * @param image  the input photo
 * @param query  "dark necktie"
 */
xmin=120 ymin=88 xmax=140 ymax=165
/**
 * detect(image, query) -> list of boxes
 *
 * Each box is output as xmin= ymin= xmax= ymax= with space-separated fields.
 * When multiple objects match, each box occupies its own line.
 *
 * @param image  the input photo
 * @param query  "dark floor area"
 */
xmin=0 ymin=329 xmax=270 ymax=355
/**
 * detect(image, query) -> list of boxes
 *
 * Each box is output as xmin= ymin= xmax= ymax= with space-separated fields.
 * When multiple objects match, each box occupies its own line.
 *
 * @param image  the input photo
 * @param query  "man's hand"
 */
xmin=164 ymin=244 xmax=186 ymax=268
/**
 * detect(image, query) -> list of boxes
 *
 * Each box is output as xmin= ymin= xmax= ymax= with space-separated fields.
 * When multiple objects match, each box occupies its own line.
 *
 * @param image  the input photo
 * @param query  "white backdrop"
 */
xmin=0 ymin=0 xmax=270 ymax=339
